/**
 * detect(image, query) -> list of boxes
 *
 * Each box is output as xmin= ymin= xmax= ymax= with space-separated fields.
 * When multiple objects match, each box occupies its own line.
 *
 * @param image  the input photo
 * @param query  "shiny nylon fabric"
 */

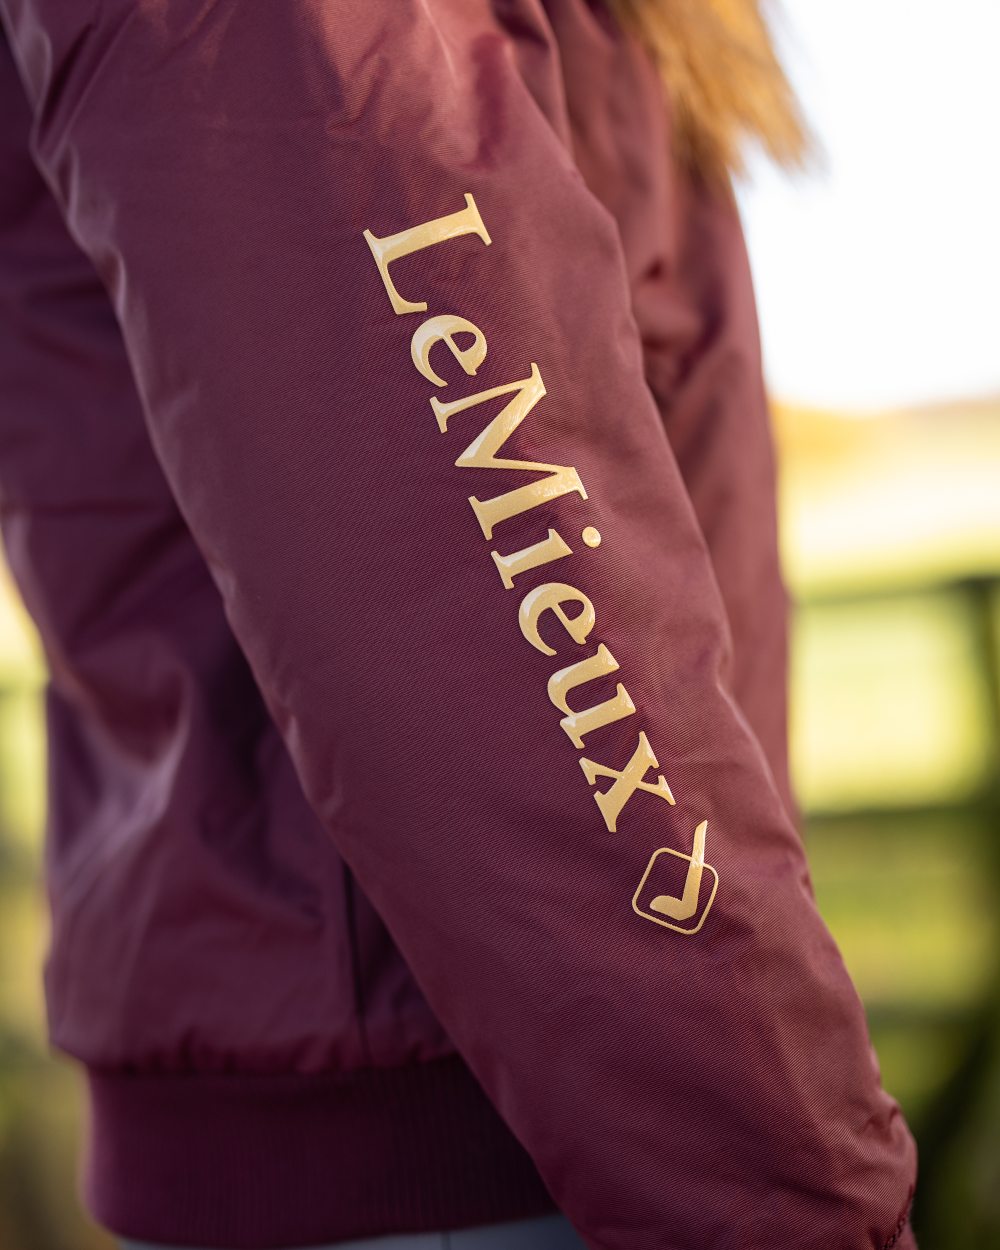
xmin=0 ymin=1 xmax=916 ymax=1248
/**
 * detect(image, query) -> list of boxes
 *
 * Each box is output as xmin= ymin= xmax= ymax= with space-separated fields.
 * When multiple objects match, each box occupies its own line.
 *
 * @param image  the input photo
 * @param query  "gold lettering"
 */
xmin=411 ymin=315 xmax=488 ymax=387
xmin=547 ymin=645 xmax=637 ymax=748
xmin=361 ymin=208 xmax=715 ymax=923
xmin=363 ymin=193 xmax=491 ymax=315
xmin=431 ymin=364 xmax=587 ymax=539
xmin=471 ymin=462 xmax=588 ymax=542
xmin=518 ymin=583 xmax=595 ymax=657
xmin=431 ymin=362 xmax=542 ymax=436
xmin=580 ymin=731 xmax=676 ymax=833
xmin=492 ymin=528 xmax=573 ymax=590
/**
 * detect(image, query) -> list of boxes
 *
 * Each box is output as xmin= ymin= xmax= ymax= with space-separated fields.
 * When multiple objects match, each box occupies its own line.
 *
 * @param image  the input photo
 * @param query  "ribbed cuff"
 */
xmin=81 ymin=1053 xmax=556 ymax=1248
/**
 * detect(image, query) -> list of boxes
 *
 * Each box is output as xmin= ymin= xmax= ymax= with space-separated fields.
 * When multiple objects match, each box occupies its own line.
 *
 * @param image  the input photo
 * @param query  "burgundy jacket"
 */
xmin=0 ymin=1 xmax=917 ymax=1247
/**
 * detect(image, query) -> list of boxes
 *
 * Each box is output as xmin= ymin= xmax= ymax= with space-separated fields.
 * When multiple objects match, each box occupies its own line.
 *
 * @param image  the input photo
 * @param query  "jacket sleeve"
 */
xmin=1 ymin=1 xmax=916 ymax=1245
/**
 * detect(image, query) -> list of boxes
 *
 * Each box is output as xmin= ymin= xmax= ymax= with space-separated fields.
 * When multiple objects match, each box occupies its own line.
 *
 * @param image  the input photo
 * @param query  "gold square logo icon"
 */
xmin=632 ymin=821 xmax=718 ymax=935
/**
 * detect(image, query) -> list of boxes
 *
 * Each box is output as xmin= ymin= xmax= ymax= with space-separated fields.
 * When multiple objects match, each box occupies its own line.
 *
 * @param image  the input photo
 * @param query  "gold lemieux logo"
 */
xmin=632 ymin=821 xmax=718 ymax=935
xmin=362 ymin=192 xmax=720 ymax=940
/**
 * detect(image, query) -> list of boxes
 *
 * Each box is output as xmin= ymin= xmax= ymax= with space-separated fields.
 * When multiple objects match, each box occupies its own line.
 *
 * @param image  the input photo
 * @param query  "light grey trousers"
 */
xmin=119 ymin=1210 xmax=589 ymax=1249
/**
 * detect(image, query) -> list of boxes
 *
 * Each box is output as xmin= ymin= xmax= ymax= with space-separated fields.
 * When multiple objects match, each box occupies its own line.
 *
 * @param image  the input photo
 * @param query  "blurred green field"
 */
xmin=1 ymin=398 xmax=999 ymax=1249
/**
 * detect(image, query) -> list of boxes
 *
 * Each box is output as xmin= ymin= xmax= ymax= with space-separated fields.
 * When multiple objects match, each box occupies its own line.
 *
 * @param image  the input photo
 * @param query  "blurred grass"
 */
xmin=778 ymin=397 xmax=1000 ymax=1249
xmin=792 ymin=591 xmax=997 ymax=812
xmin=0 ymin=398 xmax=999 ymax=1248
xmin=0 ymin=566 xmax=112 ymax=1250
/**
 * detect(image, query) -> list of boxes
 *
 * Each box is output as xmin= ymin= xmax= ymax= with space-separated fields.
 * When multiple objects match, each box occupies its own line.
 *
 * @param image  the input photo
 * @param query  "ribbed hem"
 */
xmin=81 ymin=1053 xmax=556 ymax=1248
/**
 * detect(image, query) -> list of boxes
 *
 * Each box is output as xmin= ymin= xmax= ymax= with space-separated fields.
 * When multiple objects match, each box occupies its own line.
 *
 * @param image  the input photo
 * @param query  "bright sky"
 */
xmin=736 ymin=0 xmax=1000 ymax=412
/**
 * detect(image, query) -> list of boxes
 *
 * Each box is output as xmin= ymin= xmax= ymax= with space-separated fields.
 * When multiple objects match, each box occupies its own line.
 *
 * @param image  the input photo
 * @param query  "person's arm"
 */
xmin=1 ymin=1 xmax=916 ymax=1245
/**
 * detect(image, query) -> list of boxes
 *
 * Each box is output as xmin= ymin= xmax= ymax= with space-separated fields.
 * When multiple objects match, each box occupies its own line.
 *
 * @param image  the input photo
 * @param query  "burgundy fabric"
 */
xmin=0 ymin=1 xmax=916 ymax=1247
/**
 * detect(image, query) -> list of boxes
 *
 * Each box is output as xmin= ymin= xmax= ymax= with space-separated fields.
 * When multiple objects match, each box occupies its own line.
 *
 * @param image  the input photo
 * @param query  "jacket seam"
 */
xmin=341 ymin=862 xmax=374 ymax=1066
xmin=882 ymin=1186 xmax=916 ymax=1249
